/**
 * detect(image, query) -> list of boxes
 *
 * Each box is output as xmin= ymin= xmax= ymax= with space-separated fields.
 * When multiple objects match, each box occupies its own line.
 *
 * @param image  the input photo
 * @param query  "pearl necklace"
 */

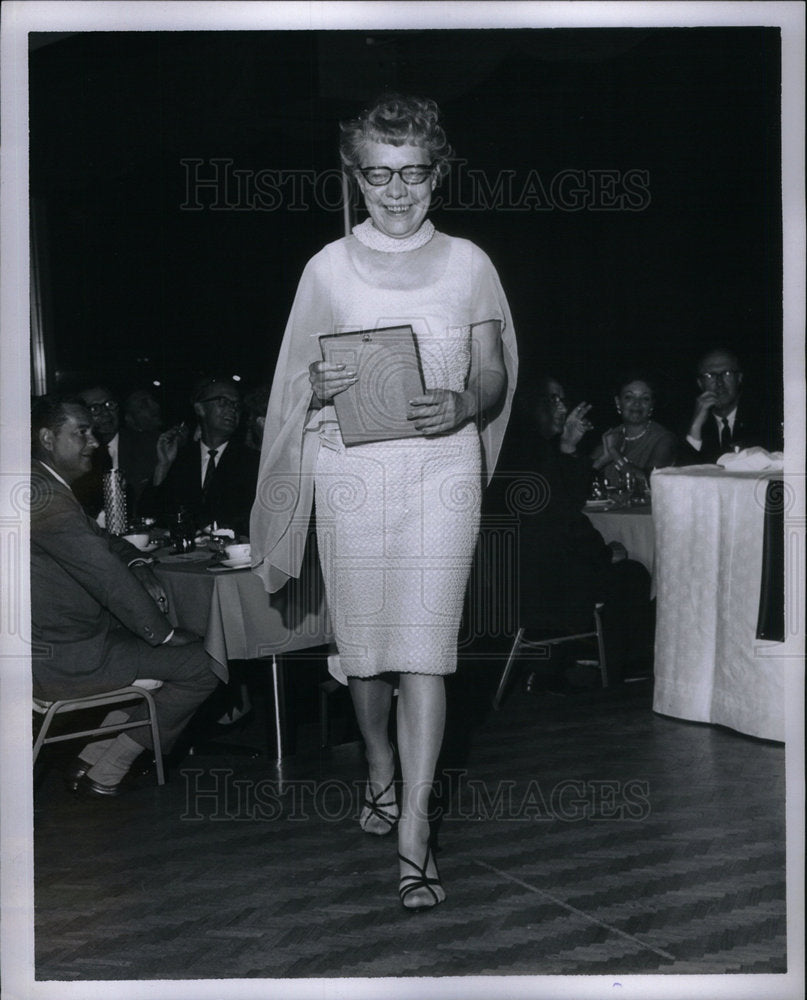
xmin=352 ymin=217 xmax=435 ymax=253
xmin=623 ymin=424 xmax=650 ymax=442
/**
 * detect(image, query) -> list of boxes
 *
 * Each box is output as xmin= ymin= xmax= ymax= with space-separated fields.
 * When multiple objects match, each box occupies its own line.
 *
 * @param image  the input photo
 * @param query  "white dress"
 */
xmin=250 ymin=223 xmax=517 ymax=678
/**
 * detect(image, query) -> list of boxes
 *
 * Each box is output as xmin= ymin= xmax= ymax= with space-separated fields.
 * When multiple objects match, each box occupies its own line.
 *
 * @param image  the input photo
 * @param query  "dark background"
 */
xmin=29 ymin=27 xmax=783 ymax=437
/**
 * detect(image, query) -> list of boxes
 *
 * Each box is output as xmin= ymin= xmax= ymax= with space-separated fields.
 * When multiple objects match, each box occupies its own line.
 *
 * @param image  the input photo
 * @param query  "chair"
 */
xmin=32 ymin=679 xmax=165 ymax=784
xmin=492 ymin=605 xmax=608 ymax=710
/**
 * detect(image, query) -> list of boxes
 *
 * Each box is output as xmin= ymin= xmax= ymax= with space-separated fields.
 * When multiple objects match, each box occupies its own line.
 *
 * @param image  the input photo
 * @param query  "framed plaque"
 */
xmin=319 ymin=325 xmax=425 ymax=445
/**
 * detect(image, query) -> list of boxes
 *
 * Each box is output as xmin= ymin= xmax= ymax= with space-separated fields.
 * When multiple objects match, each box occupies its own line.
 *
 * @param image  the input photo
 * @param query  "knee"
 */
xmin=179 ymin=642 xmax=222 ymax=695
xmin=198 ymin=658 xmax=223 ymax=695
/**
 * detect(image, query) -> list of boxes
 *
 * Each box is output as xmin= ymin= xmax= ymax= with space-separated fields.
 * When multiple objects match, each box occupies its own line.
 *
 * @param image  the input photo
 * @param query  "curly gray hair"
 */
xmin=339 ymin=93 xmax=453 ymax=183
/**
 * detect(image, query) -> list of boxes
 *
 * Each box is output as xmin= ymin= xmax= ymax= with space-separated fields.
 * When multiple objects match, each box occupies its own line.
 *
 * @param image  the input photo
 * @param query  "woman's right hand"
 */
xmin=601 ymin=427 xmax=622 ymax=461
xmin=308 ymin=360 xmax=358 ymax=402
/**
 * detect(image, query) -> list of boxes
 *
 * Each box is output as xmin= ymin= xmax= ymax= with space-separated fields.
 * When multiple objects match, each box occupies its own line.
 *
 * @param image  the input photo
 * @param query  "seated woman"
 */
xmin=590 ymin=373 xmax=678 ymax=487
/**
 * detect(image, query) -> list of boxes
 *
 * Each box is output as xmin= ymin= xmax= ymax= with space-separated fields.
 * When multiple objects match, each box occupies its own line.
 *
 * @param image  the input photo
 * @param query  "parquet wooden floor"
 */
xmin=32 ymin=651 xmax=789 ymax=992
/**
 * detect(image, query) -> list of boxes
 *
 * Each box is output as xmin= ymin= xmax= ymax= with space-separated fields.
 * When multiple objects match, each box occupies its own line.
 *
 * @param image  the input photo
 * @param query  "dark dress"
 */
xmin=593 ymin=420 xmax=678 ymax=485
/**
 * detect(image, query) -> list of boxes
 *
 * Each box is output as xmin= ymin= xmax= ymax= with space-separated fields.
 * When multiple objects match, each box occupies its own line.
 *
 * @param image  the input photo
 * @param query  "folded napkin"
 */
xmin=717 ymin=447 xmax=784 ymax=471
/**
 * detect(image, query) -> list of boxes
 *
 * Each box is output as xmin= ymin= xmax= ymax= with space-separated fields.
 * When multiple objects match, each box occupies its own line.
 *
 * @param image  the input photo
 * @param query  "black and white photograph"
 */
xmin=1 ymin=2 xmax=804 ymax=999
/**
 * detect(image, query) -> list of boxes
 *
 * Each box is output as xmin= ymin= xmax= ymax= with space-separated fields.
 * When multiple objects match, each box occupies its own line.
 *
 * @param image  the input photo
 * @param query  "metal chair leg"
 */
xmin=493 ymin=627 xmax=525 ymax=710
xmin=141 ymin=687 xmax=165 ymax=784
xmin=33 ymin=686 xmax=166 ymax=784
xmin=594 ymin=605 xmax=608 ymax=688
xmin=32 ymin=702 xmax=61 ymax=765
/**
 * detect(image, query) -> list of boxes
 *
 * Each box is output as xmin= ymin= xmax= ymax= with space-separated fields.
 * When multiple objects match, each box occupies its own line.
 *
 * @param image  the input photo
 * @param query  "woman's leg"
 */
xmin=347 ymin=675 xmax=397 ymax=834
xmin=396 ymin=673 xmax=447 ymax=906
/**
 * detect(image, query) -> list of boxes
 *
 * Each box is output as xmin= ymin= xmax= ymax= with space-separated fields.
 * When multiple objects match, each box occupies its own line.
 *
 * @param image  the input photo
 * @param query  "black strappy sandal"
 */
xmin=398 ymin=846 xmax=444 ymax=910
xmin=359 ymin=775 xmax=399 ymax=836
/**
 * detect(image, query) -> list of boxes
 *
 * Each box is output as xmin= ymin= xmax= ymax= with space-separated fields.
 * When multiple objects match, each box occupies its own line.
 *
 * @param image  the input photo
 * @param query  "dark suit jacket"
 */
xmin=678 ymin=396 xmax=783 ymax=465
xmin=138 ymin=438 xmax=259 ymax=536
xmin=72 ymin=427 xmax=160 ymax=520
xmin=515 ymin=440 xmax=614 ymax=628
xmin=30 ymin=462 xmax=173 ymax=699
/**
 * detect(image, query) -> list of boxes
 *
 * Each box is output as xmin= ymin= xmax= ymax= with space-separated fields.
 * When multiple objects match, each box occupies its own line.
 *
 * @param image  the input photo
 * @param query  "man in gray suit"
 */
xmin=31 ymin=394 xmax=221 ymax=798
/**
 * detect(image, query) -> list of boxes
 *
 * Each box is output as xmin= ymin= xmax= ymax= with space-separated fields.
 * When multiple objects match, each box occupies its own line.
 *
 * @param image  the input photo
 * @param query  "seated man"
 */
xmin=511 ymin=375 xmax=652 ymax=687
xmin=681 ymin=347 xmax=783 ymax=464
xmin=72 ymin=384 xmax=160 ymax=522
xmin=139 ymin=376 xmax=259 ymax=537
xmin=31 ymin=394 xmax=221 ymax=797
xmin=123 ymin=387 xmax=163 ymax=433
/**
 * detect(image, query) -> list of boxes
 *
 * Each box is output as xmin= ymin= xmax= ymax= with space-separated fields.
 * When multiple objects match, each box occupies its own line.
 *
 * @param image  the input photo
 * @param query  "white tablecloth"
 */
xmin=651 ymin=466 xmax=784 ymax=741
xmin=585 ymin=505 xmax=654 ymax=577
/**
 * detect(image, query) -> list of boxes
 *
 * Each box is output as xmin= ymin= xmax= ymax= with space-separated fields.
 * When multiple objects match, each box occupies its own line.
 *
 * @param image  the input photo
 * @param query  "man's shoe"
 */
xmin=64 ymin=757 xmax=91 ymax=793
xmin=121 ymin=756 xmax=164 ymax=787
xmin=74 ymin=772 xmax=126 ymax=799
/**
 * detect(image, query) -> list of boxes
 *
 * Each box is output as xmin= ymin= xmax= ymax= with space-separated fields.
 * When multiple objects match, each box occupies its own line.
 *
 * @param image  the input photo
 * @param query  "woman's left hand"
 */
xmin=408 ymin=389 xmax=470 ymax=436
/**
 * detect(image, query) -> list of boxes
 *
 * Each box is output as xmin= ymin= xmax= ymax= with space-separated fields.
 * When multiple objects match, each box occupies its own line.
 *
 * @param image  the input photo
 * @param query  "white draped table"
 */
xmin=650 ymin=465 xmax=784 ymax=742
xmin=153 ymin=547 xmax=332 ymax=759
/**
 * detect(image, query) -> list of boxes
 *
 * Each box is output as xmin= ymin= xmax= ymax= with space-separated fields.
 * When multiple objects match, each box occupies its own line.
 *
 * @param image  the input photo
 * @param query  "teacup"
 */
xmin=123 ymin=532 xmax=151 ymax=551
xmin=224 ymin=543 xmax=251 ymax=563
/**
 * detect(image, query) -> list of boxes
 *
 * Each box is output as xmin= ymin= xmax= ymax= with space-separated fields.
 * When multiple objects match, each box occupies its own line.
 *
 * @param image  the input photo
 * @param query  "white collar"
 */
xmin=352 ymin=217 xmax=435 ymax=253
xmin=36 ymin=459 xmax=71 ymax=491
xmin=105 ymin=432 xmax=119 ymax=463
xmin=200 ymin=439 xmax=230 ymax=459
xmin=714 ymin=407 xmax=738 ymax=428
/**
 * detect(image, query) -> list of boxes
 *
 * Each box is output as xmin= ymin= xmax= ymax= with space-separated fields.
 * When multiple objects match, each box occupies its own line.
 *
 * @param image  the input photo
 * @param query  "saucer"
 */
xmin=584 ymin=499 xmax=613 ymax=511
xmin=219 ymin=558 xmax=251 ymax=569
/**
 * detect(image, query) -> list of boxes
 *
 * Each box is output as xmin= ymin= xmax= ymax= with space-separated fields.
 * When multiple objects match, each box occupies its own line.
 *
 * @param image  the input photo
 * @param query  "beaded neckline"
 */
xmin=352 ymin=217 xmax=435 ymax=253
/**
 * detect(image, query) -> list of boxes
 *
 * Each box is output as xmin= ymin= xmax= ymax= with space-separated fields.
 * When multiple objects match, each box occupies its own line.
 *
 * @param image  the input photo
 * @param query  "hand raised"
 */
xmin=687 ymin=390 xmax=718 ymax=438
xmin=601 ymin=427 xmax=622 ymax=460
xmin=156 ymin=423 xmax=186 ymax=466
xmin=693 ymin=389 xmax=717 ymax=420
xmin=561 ymin=402 xmax=593 ymax=448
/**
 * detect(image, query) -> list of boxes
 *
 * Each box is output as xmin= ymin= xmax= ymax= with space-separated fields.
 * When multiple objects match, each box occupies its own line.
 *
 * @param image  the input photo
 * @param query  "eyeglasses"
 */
xmin=86 ymin=400 xmax=118 ymax=415
xmin=699 ymin=370 xmax=739 ymax=383
xmin=357 ymin=164 xmax=435 ymax=186
xmin=200 ymin=395 xmax=242 ymax=411
xmin=538 ymin=392 xmax=566 ymax=410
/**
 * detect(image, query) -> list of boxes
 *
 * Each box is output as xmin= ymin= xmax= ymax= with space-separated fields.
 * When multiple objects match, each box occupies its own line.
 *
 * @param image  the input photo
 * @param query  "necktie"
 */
xmin=97 ymin=442 xmax=113 ymax=472
xmin=202 ymin=449 xmax=218 ymax=493
xmin=720 ymin=418 xmax=732 ymax=452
